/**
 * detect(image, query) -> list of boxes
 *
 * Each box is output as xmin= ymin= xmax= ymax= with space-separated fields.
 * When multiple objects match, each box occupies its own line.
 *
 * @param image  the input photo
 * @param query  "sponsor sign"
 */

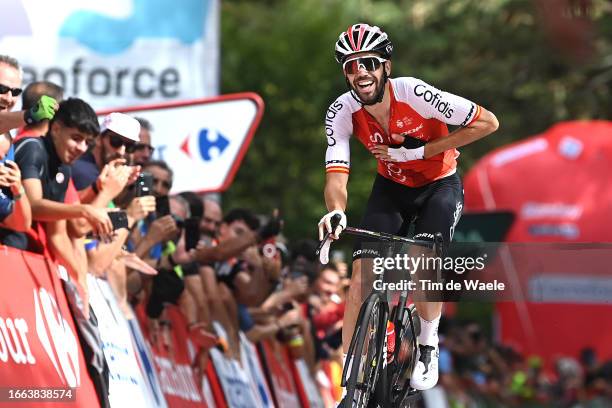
xmin=98 ymin=94 xmax=264 ymax=193
xmin=239 ymin=333 xmax=274 ymax=408
xmin=87 ymin=277 xmax=152 ymax=407
xmin=1 ymin=0 xmax=219 ymax=110
xmin=136 ymin=304 xmax=205 ymax=407
xmin=0 ymin=247 xmax=98 ymax=407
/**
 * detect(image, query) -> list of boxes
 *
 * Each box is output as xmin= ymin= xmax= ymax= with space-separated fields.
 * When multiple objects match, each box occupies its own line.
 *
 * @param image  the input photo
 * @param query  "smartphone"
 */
xmin=134 ymin=172 xmax=154 ymax=197
xmin=156 ymin=195 xmax=170 ymax=217
xmin=184 ymin=217 xmax=200 ymax=251
xmin=108 ymin=211 xmax=128 ymax=230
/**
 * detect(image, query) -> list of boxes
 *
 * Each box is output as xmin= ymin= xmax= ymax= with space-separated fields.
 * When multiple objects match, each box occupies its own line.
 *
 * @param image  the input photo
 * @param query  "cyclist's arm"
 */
xmin=424 ymin=108 xmax=498 ymax=158
xmin=324 ymin=172 xmax=348 ymax=212
xmin=323 ymin=95 xmax=352 ymax=212
xmin=401 ymin=77 xmax=499 ymax=157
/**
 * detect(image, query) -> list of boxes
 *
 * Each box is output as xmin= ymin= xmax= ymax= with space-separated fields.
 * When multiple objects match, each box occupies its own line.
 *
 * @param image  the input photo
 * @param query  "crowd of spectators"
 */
xmin=435 ymin=319 xmax=612 ymax=407
xmin=0 ymin=53 xmax=352 ymax=406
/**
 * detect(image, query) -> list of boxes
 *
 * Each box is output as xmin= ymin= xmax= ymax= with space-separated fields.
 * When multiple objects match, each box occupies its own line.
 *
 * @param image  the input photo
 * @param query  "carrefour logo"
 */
xmin=180 ymin=128 xmax=230 ymax=162
xmin=59 ymin=0 xmax=209 ymax=54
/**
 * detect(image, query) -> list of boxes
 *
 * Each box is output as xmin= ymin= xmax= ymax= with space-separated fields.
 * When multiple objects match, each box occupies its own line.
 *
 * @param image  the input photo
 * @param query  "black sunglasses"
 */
xmin=108 ymin=133 xmax=135 ymax=149
xmin=0 ymin=84 xmax=22 ymax=97
xmin=132 ymin=143 xmax=155 ymax=153
xmin=342 ymin=56 xmax=387 ymax=75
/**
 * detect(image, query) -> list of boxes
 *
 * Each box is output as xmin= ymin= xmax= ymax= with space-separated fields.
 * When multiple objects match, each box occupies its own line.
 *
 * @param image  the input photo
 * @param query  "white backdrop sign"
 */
xmin=98 ymin=93 xmax=264 ymax=193
xmin=0 ymin=0 xmax=219 ymax=110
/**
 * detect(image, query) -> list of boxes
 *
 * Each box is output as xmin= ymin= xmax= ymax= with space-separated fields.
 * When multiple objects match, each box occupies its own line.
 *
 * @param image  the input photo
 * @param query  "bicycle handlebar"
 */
xmin=316 ymin=223 xmax=440 ymax=259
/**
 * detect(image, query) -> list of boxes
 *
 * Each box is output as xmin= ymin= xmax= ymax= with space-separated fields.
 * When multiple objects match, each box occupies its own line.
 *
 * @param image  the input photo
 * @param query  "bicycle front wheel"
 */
xmin=344 ymin=292 xmax=388 ymax=408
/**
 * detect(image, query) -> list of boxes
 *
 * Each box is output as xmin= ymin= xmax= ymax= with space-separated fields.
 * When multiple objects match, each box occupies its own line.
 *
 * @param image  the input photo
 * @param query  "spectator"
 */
xmin=5 ymin=99 xmax=112 ymax=312
xmin=0 ymin=56 xmax=58 ymax=139
xmin=0 ymin=133 xmax=31 ymax=238
xmin=133 ymin=160 xmax=179 ymax=267
xmin=72 ymin=112 xmax=140 ymax=201
xmin=14 ymin=81 xmax=64 ymax=140
xmin=201 ymin=197 xmax=222 ymax=240
xmin=132 ymin=117 xmax=154 ymax=166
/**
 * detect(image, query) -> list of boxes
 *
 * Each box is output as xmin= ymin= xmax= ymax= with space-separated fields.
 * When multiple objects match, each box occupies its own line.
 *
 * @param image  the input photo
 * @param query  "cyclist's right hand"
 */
xmin=318 ymin=209 xmax=347 ymax=241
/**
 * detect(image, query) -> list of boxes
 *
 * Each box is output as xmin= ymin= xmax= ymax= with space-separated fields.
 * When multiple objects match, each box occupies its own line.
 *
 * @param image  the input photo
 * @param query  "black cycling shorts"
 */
xmin=352 ymin=173 xmax=463 ymax=260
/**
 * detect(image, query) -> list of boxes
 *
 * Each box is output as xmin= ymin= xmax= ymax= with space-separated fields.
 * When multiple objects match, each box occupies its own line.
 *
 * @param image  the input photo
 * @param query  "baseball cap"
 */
xmin=100 ymin=112 xmax=140 ymax=142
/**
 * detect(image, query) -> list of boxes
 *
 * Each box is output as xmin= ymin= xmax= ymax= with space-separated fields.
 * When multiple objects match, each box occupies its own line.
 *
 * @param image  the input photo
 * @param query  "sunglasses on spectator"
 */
xmin=203 ymin=216 xmax=221 ymax=227
xmin=153 ymin=177 xmax=171 ymax=190
xmin=108 ymin=133 xmax=136 ymax=150
xmin=132 ymin=143 xmax=155 ymax=153
xmin=342 ymin=56 xmax=387 ymax=74
xmin=0 ymin=84 xmax=22 ymax=97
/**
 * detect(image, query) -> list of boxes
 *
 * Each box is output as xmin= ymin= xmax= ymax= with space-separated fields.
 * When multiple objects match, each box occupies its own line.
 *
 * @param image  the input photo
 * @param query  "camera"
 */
xmin=134 ymin=172 xmax=153 ymax=197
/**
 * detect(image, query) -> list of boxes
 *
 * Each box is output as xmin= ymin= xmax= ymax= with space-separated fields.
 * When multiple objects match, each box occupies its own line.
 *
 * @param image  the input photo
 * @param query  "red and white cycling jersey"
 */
xmin=324 ymin=77 xmax=481 ymax=187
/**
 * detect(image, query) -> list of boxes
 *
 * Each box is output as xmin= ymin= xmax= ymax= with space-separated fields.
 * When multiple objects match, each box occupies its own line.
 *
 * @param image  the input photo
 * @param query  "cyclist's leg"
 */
xmin=345 ymin=175 xmax=403 ymax=354
xmin=410 ymin=173 xmax=463 ymax=390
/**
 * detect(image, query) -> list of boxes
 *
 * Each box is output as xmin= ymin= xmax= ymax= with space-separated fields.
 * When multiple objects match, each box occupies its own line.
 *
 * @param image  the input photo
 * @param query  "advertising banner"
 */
xmin=0 ymin=247 xmax=99 ymax=407
xmin=136 ymin=304 xmax=205 ymax=408
xmin=87 ymin=276 xmax=154 ymax=407
xmin=462 ymin=120 xmax=612 ymax=366
xmin=259 ymin=340 xmax=301 ymax=408
xmin=127 ymin=318 xmax=168 ymax=408
xmin=97 ymin=94 xmax=264 ymax=193
xmin=239 ymin=333 xmax=275 ymax=408
xmin=0 ymin=0 xmax=219 ymax=110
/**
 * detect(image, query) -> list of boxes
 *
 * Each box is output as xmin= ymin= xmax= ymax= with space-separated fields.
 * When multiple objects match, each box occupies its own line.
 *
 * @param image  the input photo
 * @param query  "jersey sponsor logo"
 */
xmin=324 ymin=100 xmax=344 ymax=146
xmin=325 ymin=159 xmax=350 ymax=166
xmin=369 ymin=132 xmax=384 ymax=144
xmin=396 ymin=116 xmax=414 ymax=129
xmin=414 ymin=84 xmax=454 ymax=119
xmin=414 ymin=232 xmax=435 ymax=241
xmin=398 ymin=123 xmax=425 ymax=139
xmin=461 ymin=104 xmax=475 ymax=127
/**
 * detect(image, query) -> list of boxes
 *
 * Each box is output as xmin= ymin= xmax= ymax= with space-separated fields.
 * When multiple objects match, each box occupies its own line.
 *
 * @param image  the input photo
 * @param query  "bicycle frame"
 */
xmin=322 ymin=225 xmax=444 ymax=407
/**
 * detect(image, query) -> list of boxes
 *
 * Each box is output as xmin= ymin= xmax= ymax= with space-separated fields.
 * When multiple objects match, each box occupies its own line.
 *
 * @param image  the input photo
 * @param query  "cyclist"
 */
xmin=318 ymin=23 xmax=499 ymax=402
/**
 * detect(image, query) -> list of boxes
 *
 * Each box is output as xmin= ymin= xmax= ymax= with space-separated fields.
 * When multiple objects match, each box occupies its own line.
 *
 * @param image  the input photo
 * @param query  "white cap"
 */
xmin=100 ymin=112 xmax=141 ymax=142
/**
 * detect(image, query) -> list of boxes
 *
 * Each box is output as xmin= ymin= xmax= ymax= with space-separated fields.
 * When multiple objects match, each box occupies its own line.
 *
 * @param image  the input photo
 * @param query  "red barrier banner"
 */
xmin=136 ymin=304 xmax=206 ymax=407
xmin=259 ymin=340 xmax=301 ymax=408
xmin=0 ymin=246 xmax=99 ymax=407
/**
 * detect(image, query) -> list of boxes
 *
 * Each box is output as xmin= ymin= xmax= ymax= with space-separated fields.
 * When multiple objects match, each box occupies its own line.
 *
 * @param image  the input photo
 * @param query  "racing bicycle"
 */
xmin=318 ymin=223 xmax=444 ymax=408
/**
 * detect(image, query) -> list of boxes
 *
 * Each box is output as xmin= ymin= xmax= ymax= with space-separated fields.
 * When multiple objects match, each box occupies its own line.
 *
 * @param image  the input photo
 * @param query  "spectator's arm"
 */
xmin=45 ymin=221 xmax=90 ymax=318
xmin=0 ymin=111 xmax=26 ymax=135
xmin=87 ymin=228 xmax=130 ymax=276
xmin=0 ymin=161 xmax=31 ymax=231
xmin=192 ymin=232 xmax=258 ymax=264
xmin=260 ymin=277 xmax=309 ymax=312
xmin=23 ymin=178 xmax=93 ymax=221
xmin=0 ymin=192 xmax=31 ymax=231
xmin=245 ymin=322 xmax=281 ymax=343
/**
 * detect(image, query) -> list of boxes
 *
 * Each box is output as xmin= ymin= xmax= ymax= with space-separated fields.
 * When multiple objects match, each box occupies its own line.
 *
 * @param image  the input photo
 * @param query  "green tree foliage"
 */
xmin=221 ymin=0 xmax=611 ymax=240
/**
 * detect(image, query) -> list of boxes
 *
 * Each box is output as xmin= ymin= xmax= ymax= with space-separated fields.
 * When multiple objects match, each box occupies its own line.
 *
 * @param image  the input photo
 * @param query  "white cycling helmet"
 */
xmin=335 ymin=23 xmax=393 ymax=64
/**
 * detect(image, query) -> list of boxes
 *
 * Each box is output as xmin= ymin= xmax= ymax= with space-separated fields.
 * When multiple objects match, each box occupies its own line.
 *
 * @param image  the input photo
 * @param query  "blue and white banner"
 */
xmin=0 ymin=0 xmax=219 ymax=110
xmin=239 ymin=333 xmax=275 ymax=408
xmin=128 ymin=318 xmax=168 ymax=408
xmin=87 ymin=276 xmax=156 ymax=407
